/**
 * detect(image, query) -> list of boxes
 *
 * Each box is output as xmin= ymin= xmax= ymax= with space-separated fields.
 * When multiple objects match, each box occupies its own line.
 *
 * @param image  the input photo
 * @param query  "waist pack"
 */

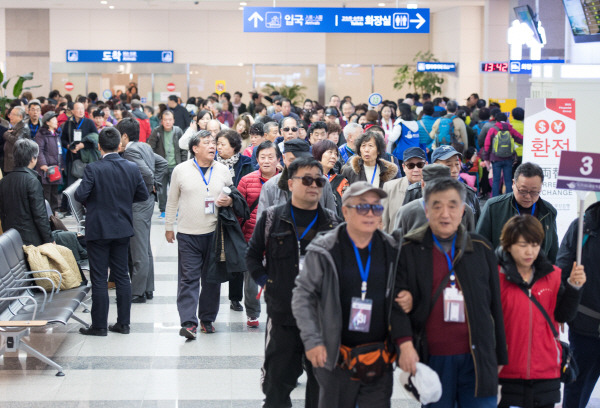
xmin=338 ymin=341 xmax=397 ymax=384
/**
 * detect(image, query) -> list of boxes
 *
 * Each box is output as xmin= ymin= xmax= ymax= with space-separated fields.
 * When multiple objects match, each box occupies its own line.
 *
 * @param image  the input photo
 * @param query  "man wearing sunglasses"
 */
xmin=247 ymin=156 xmax=339 ymax=408
xmin=292 ymin=181 xmax=402 ymax=407
xmin=477 ymin=162 xmax=558 ymax=262
xmin=382 ymin=147 xmax=427 ymax=233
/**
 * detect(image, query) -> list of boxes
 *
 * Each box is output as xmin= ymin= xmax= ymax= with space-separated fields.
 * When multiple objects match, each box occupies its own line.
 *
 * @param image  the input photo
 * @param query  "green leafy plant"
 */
xmin=261 ymin=83 xmax=306 ymax=106
xmin=394 ymin=51 xmax=444 ymax=96
xmin=0 ymin=69 xmax=41 ymax=116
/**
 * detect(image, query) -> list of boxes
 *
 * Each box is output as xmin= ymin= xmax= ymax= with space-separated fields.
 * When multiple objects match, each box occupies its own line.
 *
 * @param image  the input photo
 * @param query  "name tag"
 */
xmin=205 ymin=196 xmax=215 ymax=214
xmin=73 ymin=130 xmax=82 ymax=142
xmin=349 ymin=297 xmax=373 ymax=333
xmin=443 ymin=287 xmax=465 ymax=323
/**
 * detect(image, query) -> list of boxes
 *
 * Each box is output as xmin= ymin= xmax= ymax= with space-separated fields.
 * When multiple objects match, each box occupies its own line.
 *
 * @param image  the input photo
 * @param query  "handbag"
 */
xmin=518 ymin=286 xmax=579 ymax=383
xmin=71 ymin=159 xmax=86 ymax=179
xmin=46 ymin=165 xmax=62 ymax=183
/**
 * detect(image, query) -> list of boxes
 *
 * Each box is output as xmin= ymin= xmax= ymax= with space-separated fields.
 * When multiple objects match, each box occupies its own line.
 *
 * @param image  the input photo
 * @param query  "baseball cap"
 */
xmin=431 ymin=145 xmax=462 ymax=163
xmin=325 ymin=107 xmax=339 ymax=117
xmin=41 ymin=111 xmax=58 ymax=125
xmin=399 ymin=363 xmax=442 ymax=405
xmin=403 ymin=147 xmax=426 ymax=162
xmin=283 ymin=139 xmax=312 ymax=158
xmin=341 ymin=181 xmax=387 ymax=205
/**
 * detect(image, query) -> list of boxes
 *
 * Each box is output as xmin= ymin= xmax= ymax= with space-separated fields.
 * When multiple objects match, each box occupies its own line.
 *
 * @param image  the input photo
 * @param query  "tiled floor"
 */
xmin=0 ymin=207 xmax=598 ymax=407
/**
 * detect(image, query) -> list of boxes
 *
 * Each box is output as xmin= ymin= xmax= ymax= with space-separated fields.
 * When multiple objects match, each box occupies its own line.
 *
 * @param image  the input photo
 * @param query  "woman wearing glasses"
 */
xmin=341 ymin=129 xmax=398 ymax=188
xmin=496 ymin=215 xmax=585 ymax=408
xmin=313 ymin=139 xmax=350 ymax=219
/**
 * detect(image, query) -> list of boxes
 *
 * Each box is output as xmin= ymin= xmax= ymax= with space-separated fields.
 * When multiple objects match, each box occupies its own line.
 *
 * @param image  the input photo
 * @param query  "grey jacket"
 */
xmin=147 ymin=125 xmax=186 ymax=165
xmin=123 ymin=141 xmax=168 ymax=194
xmin=394 ymin=197 xmax=475 ymax=234
xmin=256 ymin=169 xmax=337 ymax=220
xmin=292 ymin=224 xmax=401 ymax=371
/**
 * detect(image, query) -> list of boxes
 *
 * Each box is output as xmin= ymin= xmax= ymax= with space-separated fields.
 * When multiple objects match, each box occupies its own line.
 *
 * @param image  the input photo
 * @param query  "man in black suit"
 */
xmin=75 ymin=127 xmax=149 ymax=336
xmin=117 ymin=118 xmax=167 ymax=303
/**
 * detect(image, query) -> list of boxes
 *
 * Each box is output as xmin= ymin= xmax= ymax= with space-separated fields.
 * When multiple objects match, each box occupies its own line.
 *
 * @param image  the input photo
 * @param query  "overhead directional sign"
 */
xmin=509 ymin=59 xmax=565 ymax=74
xmin=243 ymin=7 xmax=430 ymax=33
xmin=66 ymin=50 xmax=174 ymax=63
xmin=417 ymin=62 xmax=456 ymax=72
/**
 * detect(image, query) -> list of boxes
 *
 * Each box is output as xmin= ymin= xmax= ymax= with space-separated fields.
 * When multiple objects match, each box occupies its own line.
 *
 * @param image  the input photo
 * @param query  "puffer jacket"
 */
xmin=35 ymin=127 xmax=62 ymax=184
xmin=340 ymin=155 xmax=398 ymax=188
xmin=497 ymin=248 xmax=581 ymax=380
xmin=131 ymin=109 xmax=151 ymax=143
xmin=237 ymin=169 xmax=276 ymax=241
xmin=3 ymin=121 xmax=31 ymax=172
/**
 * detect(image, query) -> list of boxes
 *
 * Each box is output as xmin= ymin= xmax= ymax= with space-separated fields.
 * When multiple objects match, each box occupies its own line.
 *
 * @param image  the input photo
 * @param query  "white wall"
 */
xmin=564 ymin=16 xmax=600 ymax=64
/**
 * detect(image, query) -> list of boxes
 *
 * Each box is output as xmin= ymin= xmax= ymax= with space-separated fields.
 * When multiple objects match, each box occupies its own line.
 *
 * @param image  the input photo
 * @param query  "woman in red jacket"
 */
xmin=236 ymin=140 xmax=281 ymax=328
xmin=497 ymin=215 xmax=586 ymax=408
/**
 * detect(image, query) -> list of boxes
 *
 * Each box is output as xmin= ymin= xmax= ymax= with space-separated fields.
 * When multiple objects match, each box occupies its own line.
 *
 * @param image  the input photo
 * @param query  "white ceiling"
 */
xmin=2 ymin=0 xmax=485 ymax=13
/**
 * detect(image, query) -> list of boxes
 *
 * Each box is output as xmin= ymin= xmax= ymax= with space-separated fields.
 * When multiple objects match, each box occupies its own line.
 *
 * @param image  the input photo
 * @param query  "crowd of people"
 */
xmin=0 ymin=85 xmax=598 ymax=408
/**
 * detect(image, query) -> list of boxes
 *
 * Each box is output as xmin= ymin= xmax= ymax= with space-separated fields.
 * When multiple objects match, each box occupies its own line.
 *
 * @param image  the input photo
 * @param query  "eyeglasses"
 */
xmin=345 ymin=203 xmax=384 ymax=216
xmin=291 ymin=175 xmax=327 ymax=188
xmin=283 ymin=127 xmax=298 ymax=132
xmin=404 ymin=161 xmax=426 ymax=170
xmin=515 ymin=186 xmax=541 ymax=198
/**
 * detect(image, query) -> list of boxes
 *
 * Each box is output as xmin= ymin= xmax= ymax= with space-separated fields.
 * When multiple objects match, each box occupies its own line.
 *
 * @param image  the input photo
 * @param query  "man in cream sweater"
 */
xmin=165 ymin=129 xmax=233 ymax=339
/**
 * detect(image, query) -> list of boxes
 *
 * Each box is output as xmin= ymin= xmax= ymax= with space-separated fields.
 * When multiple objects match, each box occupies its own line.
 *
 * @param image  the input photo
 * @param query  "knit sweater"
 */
xmin=165 ymin=159 xmax=233 ymax=235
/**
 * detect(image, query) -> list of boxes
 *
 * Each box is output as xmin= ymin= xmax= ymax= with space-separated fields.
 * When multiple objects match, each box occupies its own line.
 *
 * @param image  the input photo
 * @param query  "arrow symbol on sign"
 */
xmin=248 ymin=11 xmax=264 ymax=28
xmin=409 ymin=13 xmax=426 ymax=29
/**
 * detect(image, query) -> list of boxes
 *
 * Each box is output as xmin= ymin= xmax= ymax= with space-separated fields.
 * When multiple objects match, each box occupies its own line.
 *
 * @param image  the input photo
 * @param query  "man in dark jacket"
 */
xmin=3 ymin=107 xmax=31 ymax=173
xmin=247 ymin=157 xmax=339 ymax=408
xmin=75 ymin=127 xmax=149 ymax=336
xmin=558 ymin=201 xmax=600 ymax=408
xmin=477 ymin=162 xmax=558 ymax=262
xmin=60 ymin=101 xmax=98 ymax=185
xmin=393 ymin=177 xmax=507 ymax=407
xmin=0 ymin=139 xmax=53 ymax=246
xmin=167 ymin=94 xmax=191 ymax=130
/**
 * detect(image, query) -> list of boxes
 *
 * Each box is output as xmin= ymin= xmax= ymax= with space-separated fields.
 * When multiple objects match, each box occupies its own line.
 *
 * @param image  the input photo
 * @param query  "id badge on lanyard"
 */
xmin=443 ymin=287 xmax=465 ymax=323
xmin=349 ymin=297 xmax=373 ymax=333
xmin=205 ymin=196 xmax=215 ymax=214
xmin=73 ymin=130 xmax=82 ymax=142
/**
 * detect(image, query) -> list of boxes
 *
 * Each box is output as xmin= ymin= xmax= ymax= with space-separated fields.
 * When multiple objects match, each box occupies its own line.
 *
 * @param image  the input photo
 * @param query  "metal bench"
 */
xmin=0 ymin=229 xmax=91 ymax=376
xmin=62 ymin=179 xmax=86 ymax=235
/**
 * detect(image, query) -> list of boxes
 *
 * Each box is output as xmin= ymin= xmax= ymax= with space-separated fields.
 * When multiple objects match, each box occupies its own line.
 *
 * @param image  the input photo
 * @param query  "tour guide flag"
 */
xmin=523 ymin=98 xmax=577 ymax=239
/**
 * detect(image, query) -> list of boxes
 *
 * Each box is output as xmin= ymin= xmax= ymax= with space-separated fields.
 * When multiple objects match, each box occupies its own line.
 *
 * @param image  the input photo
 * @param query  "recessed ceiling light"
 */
xmin=240 ymin=2 xmax=247 ymax=5
xmin=109 ymin=5 xmax=114 ymax=9
xmin=100 ymin=0 xmax=107 ymax=4
xmin=378 ymin=3 xmax=386 ymax=6
xmin=238 ymin=6 xmax=243 ymax=10
xmin=407 ymin=3 xmax=418 ymax=8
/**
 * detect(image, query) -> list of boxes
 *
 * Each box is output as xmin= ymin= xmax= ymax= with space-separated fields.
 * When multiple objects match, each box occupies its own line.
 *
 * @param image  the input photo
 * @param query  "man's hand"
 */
xmin=398 ymin=341 xmax=419 ymax=375
xmin=484 ymin=160 xmax=491 ymax=169
xmin=568 ymin=262 xmax=586 ymax=287
xmin=165 ymin=231 xmax=175 ymax=243
xmin=70 ymin=142 xmax=84 ymax=153
xmin=306 ymin=345 xmax=327 ymax=368
xmin=216 ymin=195 xmax=232 ymax=207
xmin=395 ymin=290 xmax=413 ymax=314
xmin=40 ymin=165 xmax=49 ymax=172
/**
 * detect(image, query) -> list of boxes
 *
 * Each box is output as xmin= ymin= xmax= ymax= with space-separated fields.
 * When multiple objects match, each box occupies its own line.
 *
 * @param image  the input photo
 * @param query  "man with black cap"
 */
xmin=256 ymin=138 xmax=336 ymax=218
xmin=394 ymin=164 xmax=475 ymax=234
xmin=405 ymin=145 xmax=480 ymax=222
xmin=292 ymin=181 xmax=403 ymax=407
xmin=247 ymin=156 xmax=339 ymax=408
xmin=382 ymin=147 xmax=426 ymax=233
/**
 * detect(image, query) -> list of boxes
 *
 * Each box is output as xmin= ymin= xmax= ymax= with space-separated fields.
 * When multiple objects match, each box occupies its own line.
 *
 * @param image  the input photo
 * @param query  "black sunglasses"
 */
xmin=283 ymin=127 xmax=298 ymax=132
xmin=291 ymin=175 xmax=326 ymax=188
xmin=346 ymin=203 xmax=384 ymax=216
xmin=404 ymin=161 xmax=426 ymax=170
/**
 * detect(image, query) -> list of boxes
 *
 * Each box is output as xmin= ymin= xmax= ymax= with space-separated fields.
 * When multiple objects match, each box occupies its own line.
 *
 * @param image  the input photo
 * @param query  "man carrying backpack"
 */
xmin=482 ymin=112 xmax=523 ymax=197
xmin=429 ymin=100 xmax=468 ymax=154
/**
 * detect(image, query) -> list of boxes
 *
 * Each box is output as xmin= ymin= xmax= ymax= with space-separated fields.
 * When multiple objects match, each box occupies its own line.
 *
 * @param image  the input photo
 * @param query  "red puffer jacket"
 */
xmin=497 ymin=249 xmax=581 ymax=380
xmin=237 ymin=170 xmax=276 ymax=241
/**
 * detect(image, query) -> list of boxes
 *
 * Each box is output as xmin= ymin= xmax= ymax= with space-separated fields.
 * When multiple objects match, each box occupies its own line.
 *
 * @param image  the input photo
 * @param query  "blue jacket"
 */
xmin=418 ymin=115 xmax=437 ymax=150
xmin=74 ymin=153 xmax=149 ymax=241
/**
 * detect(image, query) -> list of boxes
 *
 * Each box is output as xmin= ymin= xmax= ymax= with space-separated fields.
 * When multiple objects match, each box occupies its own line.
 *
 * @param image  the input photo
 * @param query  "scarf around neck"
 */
xmin=217 ymin=153 xmax=240 ymax=177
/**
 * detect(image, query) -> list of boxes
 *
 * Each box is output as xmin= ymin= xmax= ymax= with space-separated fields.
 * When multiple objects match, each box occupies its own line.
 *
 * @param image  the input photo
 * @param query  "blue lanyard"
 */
xmin=432 ymin=234 xmax=457 ymax=287
xmin=350 ymin=237 xmax=372 ymax=300
xmin=369 ymin=163 xmax=378 ymax=185
xmin=75 ymin=118 xmax=84 ymax=130
xmin=29 ymin=123 xmax=39 ymax=136
xmin=516 ymin=202 xmax=536 ymax=216
xmin=290 ymin=206 xmax=318 ymax=241
xmin=193 ymin=159 xmax=213 ymax=191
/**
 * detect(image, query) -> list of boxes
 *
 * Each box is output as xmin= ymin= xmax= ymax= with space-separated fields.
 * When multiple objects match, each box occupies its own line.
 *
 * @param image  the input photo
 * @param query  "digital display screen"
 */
xmin=480 ymin=62 xmax=509 ymax=72
xmin=563 ymin=0 xmax=600 ymax=43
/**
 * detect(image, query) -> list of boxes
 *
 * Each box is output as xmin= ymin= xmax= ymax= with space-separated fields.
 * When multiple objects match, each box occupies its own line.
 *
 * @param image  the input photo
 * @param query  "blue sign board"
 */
xmin=66 ymin=50 xmax=174 ymax=63
xmin=416 ymin=62 xmax=456 ymax=72
xmin=509 ymin=59 xmax=565 ymax=74
xmin=243 ymin=7 xmax=429 ymax=33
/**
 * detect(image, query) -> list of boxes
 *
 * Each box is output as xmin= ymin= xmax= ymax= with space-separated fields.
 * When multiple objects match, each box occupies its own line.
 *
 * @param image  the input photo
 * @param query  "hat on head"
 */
xmin=403 ymin=147 xmax=427 ymax=162
xmin=422 ymin=164 xmax=451 ymax=182
xmin=41 ymin=111 xmax=58 ymax=126
xmin=283 ymin=139 xmax=312 ymax=158
xmin=325 ymin=107 xmax=339 ymax=117
xmin=341 ymin=181 xmax=387 ymax=205
xmin=431 ymin=145 xmax=462 ymax=163
xmin=399 ymin=363 xmax=442 ymax=405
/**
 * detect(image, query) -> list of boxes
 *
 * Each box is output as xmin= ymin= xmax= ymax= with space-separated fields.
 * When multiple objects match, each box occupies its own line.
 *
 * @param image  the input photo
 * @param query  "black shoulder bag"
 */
xmin=518 ymin=286 xmax=578 ymax=383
